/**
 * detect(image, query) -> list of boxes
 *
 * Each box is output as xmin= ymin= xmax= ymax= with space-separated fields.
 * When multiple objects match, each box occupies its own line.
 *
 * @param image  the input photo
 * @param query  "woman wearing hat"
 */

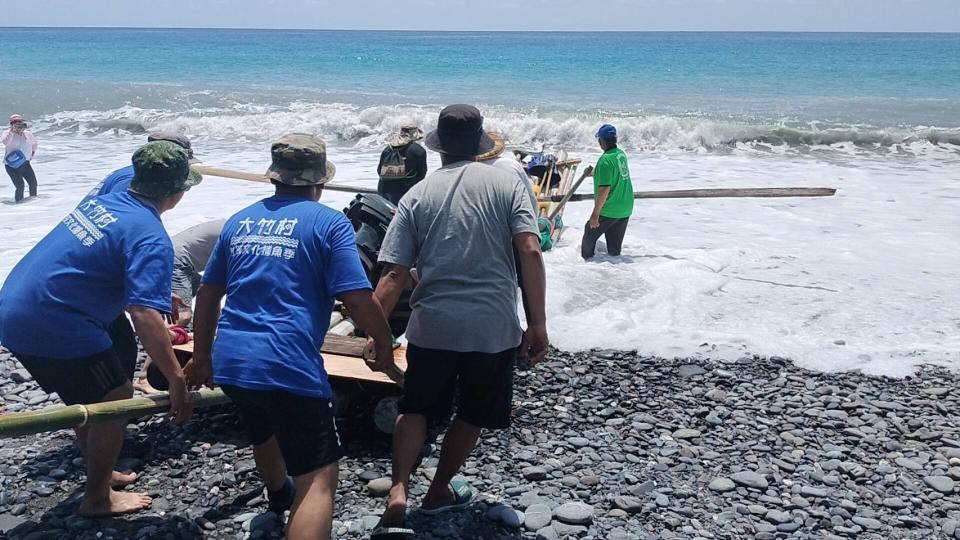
xmin=2 ymin=114 xmax=39 ymax=202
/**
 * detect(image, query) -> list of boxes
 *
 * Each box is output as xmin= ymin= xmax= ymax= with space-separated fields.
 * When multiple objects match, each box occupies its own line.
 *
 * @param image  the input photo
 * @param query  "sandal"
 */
xmin=418 ymin=480 xmax=475 ymax=515
xmin=370 ymin=526 xmax=416 ymax=539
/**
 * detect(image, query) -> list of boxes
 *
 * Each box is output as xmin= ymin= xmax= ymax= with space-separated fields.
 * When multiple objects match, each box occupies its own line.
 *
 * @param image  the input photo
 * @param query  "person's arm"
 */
xmin=183 ymin=283 xmax=225 ymax=389
xmin=27 ymin=132 xmax=37 ymax=158
xmin=590 ymin=157 xmax=612 ymax=229
xmin=513 ymin=232 xmax=549 ymax=366
xmin=339 ymin=289 xmax=395 ymax=372
xmin=183 ymin=231 xmax=229 ymax=388
xmin=413 ymin=144 xmax=428 ymax=182
xmin=590 ymin=186 xmax=612 ymax=229
xmin=127 ymin=305 xmax=193 ymax=423
xmin=374 ymin=263 xmax=411 ymax=319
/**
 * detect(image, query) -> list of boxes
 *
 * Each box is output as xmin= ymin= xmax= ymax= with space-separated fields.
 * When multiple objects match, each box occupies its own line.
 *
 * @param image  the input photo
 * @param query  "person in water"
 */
xmin=581 ymin=123 xmax=634 ymax=259
xmin=3 ymin=114 xmax=39 ymax=202
xmin=0 ymin=141 xmax=199 ymax=517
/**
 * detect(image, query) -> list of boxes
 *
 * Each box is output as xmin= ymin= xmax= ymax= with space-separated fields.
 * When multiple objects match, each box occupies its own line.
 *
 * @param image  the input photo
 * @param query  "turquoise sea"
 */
xmin=1 ymin=28 xmax=959 ymax=148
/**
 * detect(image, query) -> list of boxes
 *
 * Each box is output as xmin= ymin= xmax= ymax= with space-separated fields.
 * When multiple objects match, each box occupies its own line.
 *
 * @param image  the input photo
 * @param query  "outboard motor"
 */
xmin=343 ymin=194 xmax=412 ymax=336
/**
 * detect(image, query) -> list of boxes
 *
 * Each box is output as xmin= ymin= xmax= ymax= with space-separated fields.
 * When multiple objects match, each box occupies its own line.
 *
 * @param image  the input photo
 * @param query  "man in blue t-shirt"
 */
xmin=185 ymin=134 xmax=395 ymax=540
xmin=84 ymin=132 xmax=197 ymax=394
xmin=0 ymin=141 xmax=200 ymax=517
xmin=87 ymin=132 xmax=196 ymax=198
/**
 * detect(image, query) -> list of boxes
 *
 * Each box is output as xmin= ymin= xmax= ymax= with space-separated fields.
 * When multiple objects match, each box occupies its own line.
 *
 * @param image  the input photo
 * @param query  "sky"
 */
xmin=3 ymin=0 xmax=958 ymax=32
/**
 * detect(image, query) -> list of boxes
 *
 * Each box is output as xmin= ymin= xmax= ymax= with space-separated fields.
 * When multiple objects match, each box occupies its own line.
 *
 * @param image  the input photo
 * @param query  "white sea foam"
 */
xmin=1 ymin=129 xmax=958 ymax=378
xmin=32 ymin=102 xmax=960 ymax=156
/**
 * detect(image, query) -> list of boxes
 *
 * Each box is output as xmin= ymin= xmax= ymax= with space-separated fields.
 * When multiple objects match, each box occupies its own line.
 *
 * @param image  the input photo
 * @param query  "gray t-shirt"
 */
xmin=173 ymin=219 xmax=226 ymax=271
xmin=379 ymin=161 xmax=539 ymax=353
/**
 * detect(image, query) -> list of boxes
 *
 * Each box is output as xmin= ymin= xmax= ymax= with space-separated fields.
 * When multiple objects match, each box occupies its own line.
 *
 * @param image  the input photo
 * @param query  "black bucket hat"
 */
xmin=423 ymin=104 xmax=496 ymax=158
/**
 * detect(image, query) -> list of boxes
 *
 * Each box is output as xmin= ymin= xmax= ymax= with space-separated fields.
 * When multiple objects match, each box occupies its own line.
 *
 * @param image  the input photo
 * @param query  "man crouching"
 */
xmin=185 ymin=134 xmax=395 ymax=540
xmin=0 ymin=141 xmax=198 ymax=516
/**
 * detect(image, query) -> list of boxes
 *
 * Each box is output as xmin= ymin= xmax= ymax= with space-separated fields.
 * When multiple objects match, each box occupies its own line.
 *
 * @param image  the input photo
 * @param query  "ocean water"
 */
xmin=0 ymin=28 xmax=958 ymax=376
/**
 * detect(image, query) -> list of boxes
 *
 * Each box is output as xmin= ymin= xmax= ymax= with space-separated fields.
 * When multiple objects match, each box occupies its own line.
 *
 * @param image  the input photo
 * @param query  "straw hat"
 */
xmin=388 ymin=125 xmax=425 ymax=147
xmin=475 ymin=132 xmax=506 ymax=162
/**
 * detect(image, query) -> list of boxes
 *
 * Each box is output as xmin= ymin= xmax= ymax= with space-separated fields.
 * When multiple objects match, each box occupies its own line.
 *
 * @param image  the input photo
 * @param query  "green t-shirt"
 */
xmin=593 ymin=147 xmax=634 ymax=219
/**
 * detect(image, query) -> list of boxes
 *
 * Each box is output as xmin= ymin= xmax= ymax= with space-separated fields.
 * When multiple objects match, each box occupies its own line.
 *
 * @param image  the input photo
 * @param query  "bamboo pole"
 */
xmin=191 ymin=165 xmax=377 ymax=195
xmin=539 ymin=187 xmax=836 ymax=202
xmin=0 ymin=389 xmax=230 ymax=439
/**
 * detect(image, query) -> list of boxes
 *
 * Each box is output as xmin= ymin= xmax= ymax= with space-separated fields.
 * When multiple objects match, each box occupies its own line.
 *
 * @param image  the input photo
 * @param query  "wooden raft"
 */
xmin=174 ymin=334 xmax=406 ymax=386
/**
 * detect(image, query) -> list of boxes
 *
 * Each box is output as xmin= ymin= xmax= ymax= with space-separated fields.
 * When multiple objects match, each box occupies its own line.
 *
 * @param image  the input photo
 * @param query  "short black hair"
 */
xmin=600 ymin=136 xmax=618 ymax=148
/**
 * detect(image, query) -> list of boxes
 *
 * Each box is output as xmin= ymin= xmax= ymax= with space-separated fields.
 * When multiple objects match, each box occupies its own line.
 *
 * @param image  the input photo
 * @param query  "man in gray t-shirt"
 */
xmin=371 ymin=104 xmax=548 ymax=535
xmin=170 ymin=218 xmax=226 ymax=327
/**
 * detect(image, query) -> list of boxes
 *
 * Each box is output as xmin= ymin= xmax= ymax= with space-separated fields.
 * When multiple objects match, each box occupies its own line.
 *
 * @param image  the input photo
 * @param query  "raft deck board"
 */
xmin=173 ymin=334 xmax=406 ymax=386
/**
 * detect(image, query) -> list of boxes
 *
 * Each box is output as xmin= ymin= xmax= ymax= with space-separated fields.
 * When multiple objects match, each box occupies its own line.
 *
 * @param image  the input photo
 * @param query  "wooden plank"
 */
xmin=539 ymin=187 xmax=837 ymax=202
xmin=173 ymin=335 xmax=406 ymax=386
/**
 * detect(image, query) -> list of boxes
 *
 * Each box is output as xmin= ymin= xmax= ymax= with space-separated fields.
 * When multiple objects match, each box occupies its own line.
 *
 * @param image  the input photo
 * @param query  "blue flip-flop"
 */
xmin=418 ymin=480 xmax=475 ymax=515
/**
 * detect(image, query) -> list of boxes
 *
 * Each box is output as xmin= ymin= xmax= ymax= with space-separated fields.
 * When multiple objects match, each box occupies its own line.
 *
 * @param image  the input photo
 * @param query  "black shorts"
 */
xmin=399 ymin=344 xmax=515 ymax=430
xmin=106 ymin=314 xmax=139 ymax=380
xmin=14 ymin=347 xmax=131 ymax=405
xmin=221 ymin=385 xmax=344 ymax=477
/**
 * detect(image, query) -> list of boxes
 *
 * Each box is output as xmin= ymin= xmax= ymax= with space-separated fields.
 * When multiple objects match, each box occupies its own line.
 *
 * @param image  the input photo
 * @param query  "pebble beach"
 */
xmin=3 ymin=346 xmax=960 ymax=539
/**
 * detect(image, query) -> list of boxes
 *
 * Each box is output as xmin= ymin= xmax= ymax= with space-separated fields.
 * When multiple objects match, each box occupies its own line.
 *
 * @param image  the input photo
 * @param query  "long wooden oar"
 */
xmin=192 ymin=165 xmax=378 ymax=195
xmin=539 ymin=187 xmax=836 ymax=202
xmin=0 ymin=389 xmax=229 ymax=439
xmin=547 ymin=165 xmax=594 ymax=221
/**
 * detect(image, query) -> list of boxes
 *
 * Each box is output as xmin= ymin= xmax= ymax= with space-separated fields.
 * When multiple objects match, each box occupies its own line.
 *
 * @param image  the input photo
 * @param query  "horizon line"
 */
xmin=1 ymin=26 xmax=958 ymax=34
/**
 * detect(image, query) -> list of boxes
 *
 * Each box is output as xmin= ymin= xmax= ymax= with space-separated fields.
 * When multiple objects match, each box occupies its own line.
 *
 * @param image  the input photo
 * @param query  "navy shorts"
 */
xmin=221 ymin=385 xmax=344 ymax=477
xmin=398 ymin=344 xmax=515 ymax=429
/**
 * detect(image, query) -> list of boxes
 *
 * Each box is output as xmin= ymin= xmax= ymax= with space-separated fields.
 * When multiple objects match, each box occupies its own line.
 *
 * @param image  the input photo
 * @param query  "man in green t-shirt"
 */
xmin=581 ymin=123 xmax=634 ymax=259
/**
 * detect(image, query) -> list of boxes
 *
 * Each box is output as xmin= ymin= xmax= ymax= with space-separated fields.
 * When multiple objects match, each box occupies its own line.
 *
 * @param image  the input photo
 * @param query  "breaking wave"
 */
xmin=33 ymin=102 xmax=960 ymax=155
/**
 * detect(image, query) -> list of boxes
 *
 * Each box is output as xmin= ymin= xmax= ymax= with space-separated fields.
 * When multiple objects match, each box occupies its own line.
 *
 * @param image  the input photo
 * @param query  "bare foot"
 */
xmin=134 ymin=376 xmax=160 ymax=395
xmin=78 ymin=490 xmax=152 ymax=517
xmin=381 ymin=495 xmax=408 ymax=528
xmin=111 ymin=470 xmax=137 ymax=487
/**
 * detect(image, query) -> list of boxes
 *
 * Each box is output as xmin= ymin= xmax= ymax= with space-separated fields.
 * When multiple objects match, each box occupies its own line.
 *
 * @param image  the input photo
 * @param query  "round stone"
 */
xmin=553 ymin=502 xmax=594 ymax=525
xmin=366 ymin=477 xmax=392 ymax=497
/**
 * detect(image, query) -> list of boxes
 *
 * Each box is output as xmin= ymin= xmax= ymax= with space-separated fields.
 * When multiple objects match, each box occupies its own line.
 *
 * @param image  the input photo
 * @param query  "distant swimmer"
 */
xmin=185 ymin=134 xmax=394 ymax=540
xmin=3 ymin=114 xmax=39 ymax=202
xmin=89 ymin=132 xmax=196 ymax=197
xmin=581 ymin=123 xmax=634 ymax=260
xmin=0 ymin=141 xmax=201 ymax=517
xmin=377 ymin=125 xmax=428 ymax=205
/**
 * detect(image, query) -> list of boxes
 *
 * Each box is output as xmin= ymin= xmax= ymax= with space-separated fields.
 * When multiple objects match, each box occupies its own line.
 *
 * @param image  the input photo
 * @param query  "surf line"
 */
xmin=729 ymin=276 xmax=839 ymax=293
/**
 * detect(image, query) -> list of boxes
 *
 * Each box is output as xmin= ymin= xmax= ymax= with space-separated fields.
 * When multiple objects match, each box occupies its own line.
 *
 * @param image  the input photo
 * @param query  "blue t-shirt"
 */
xmin=203 ymin=194 xmax=370 ymax=399
xmin=0 ymin=192 xmax=174 ymax=358
xmin=88 ymin=165 xmax=134 ymax=197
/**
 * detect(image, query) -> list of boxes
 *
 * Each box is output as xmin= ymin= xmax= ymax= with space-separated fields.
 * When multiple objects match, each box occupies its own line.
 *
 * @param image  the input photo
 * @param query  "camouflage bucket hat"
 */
xmin=147 ymin=131 xmax=196 ymax=161
xmin=129 ymin=141 xmax=203 ymax=198
xmin=266 ymin=133 xmax=337 ymax=186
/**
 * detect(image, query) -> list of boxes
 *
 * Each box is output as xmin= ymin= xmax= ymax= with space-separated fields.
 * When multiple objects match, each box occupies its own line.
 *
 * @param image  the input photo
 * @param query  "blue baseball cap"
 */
xmin=596 ymin=124 xmax=617 ymax=139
